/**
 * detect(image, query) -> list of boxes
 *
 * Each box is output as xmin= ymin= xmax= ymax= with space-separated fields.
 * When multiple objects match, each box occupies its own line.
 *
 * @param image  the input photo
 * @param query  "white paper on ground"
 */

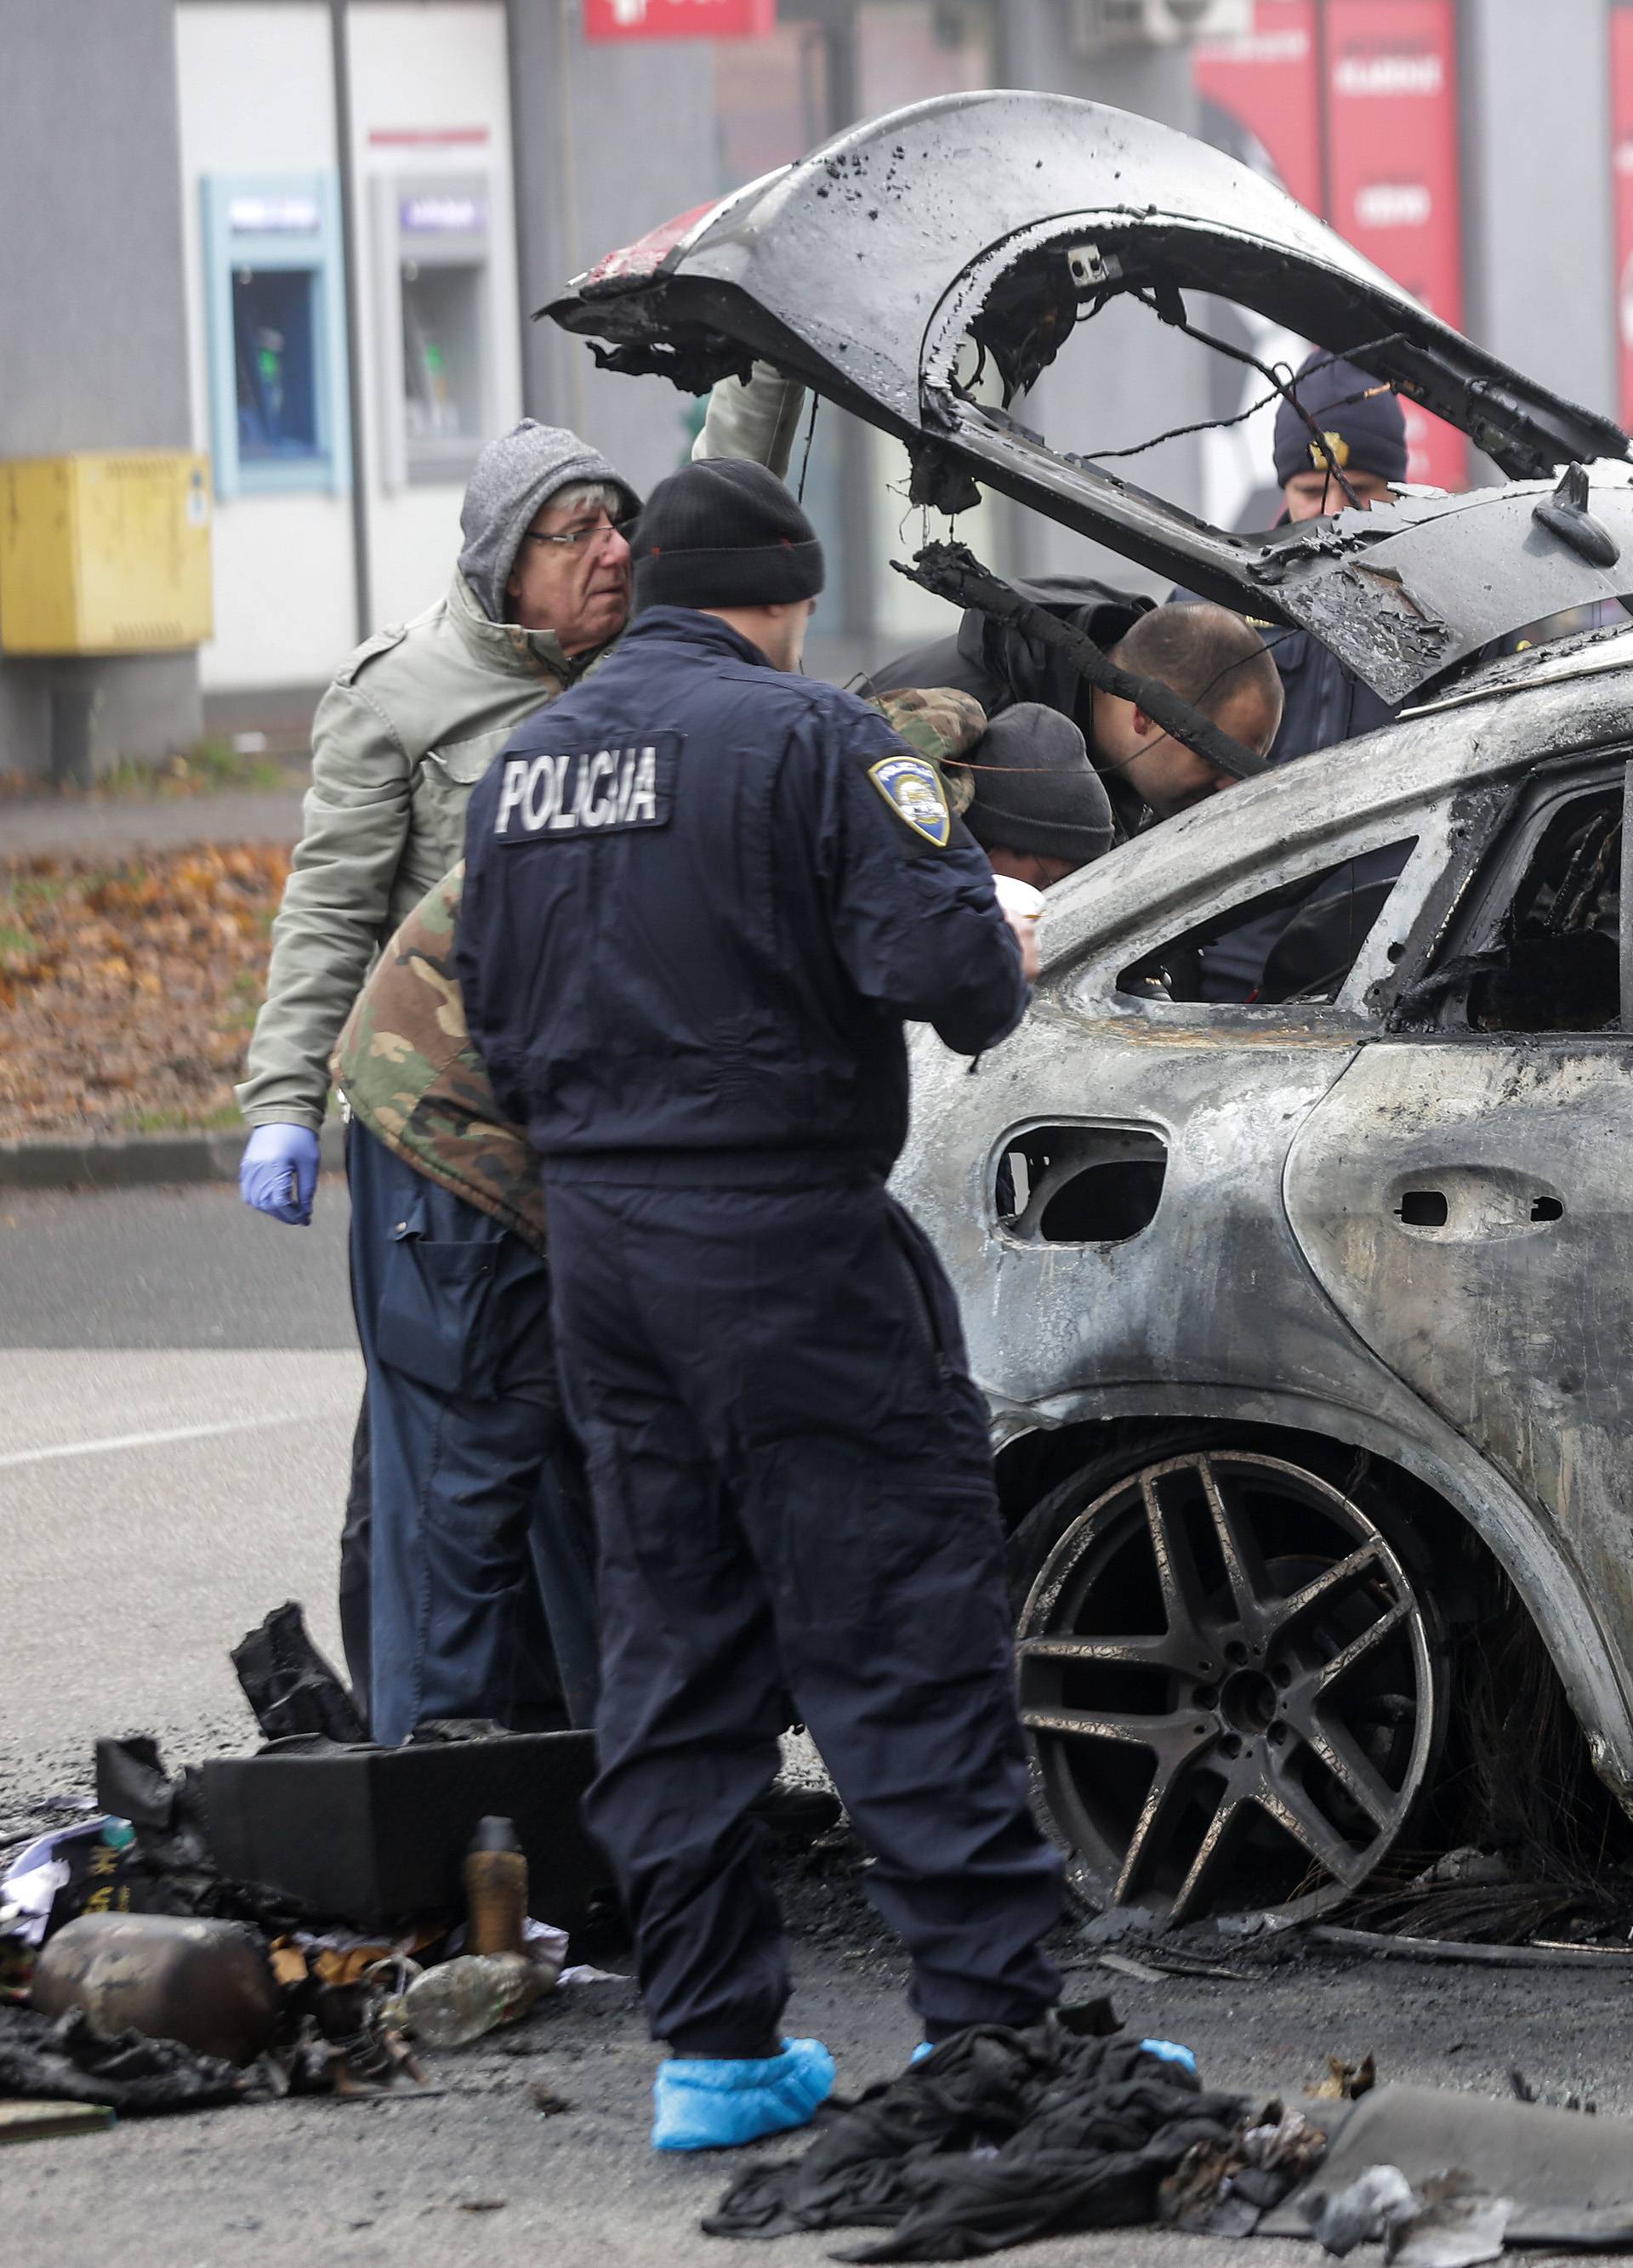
xmin=0 ymin=1818 xmax=111 ymax=1944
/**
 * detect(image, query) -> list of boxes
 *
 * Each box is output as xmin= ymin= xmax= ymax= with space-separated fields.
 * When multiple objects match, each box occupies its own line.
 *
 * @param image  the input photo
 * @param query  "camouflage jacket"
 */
xmin=330 ymin=685 xmax=987 ymax=1250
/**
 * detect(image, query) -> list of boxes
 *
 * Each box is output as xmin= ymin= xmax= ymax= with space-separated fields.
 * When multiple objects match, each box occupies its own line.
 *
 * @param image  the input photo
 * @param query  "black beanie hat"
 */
xmin=632 ymin=458 xmax=825 ymax=612
xmin=1272 ymin=351 xmax=1408 ymax=488
xmin=963 ymin=705 xmax=1114 ymax=867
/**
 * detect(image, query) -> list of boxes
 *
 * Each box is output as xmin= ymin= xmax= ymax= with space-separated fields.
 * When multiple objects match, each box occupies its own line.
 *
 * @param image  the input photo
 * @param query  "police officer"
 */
xmin=1194 ymin=354 xmax=1407 ymax=1001
xmin=457 ymin=459 xmax=1061 ymax=2152
xmin=1266 ymin=350 xmax=1406 ymax=760
xmin=328 ymin=685 xmax=1042 ymax=1746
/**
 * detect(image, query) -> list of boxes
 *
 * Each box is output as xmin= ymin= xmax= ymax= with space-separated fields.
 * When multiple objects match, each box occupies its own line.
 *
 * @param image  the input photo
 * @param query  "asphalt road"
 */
xmin=5 ymin=1182 xmax=1632 ymax=2266
xmin=0 ymin=1178 xmax=358 ymax=1822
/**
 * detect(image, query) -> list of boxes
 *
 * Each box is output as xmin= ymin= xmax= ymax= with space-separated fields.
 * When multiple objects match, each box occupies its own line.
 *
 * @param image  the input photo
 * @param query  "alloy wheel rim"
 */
xmin=1016 ymin=1450 xmax=1440 ymax=1923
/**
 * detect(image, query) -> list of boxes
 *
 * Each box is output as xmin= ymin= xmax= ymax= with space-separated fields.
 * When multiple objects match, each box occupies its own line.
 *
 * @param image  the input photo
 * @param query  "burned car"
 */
xmin=551 ymin=92 xmax=1633 ymax=1921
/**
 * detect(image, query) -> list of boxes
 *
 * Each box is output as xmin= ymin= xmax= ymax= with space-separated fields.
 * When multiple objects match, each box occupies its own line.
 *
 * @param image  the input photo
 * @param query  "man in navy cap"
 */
xmin=1268 ymin=349 xmax=1408 ymax=763
xmin=1195 ymin=352 xmax=1409 ymax=1001
xmin=457 ymin=458 xmax=1061 ymax=2153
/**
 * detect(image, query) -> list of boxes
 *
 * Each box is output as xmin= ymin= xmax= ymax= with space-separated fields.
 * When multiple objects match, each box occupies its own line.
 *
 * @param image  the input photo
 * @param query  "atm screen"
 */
xmin=401 ymin=264 xmax=482 ymax=467
xmin=232 ymin=269 xmax=320 ymax=459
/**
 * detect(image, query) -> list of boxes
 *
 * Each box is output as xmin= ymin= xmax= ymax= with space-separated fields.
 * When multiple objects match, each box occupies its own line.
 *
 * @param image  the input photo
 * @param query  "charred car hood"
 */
xmin=546 ymin=90 xmax=1633 ymax=704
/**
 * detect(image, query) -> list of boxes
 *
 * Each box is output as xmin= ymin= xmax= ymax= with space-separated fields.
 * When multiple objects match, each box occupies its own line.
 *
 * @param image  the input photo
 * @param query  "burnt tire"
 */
xmin=1006 ymin=1430 xmax=1450 ymax=1923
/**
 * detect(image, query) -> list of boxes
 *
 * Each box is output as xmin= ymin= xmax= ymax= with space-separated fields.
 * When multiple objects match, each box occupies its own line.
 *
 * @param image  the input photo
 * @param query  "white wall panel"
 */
xmin=175 ymin=3 xmax=356 ymax=689
xmin=347 ymin=3 xmax=522 ymax=630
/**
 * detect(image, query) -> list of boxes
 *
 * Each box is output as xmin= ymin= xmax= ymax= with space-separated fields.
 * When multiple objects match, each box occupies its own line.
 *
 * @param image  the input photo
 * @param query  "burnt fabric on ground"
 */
xmin=0 ymin=2004 xmax=249 ymax=2113
xmin=703 ymin=2022 xmax=1249 ymax=2259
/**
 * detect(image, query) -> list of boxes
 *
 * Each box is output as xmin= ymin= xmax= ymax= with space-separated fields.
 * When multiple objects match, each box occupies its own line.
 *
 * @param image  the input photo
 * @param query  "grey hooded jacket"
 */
xmin=237 ymin=380 xmax=790 ymax=1130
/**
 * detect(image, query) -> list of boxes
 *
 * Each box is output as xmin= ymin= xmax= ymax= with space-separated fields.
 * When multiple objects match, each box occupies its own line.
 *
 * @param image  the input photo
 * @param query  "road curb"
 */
xmin=0 ymin=1121 xmax=346 ymax=1191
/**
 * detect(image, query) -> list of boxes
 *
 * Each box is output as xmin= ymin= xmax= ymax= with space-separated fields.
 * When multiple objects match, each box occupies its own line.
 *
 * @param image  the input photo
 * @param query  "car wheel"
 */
xmin=1010 ymin=1438 xmax=1449 ymax=1923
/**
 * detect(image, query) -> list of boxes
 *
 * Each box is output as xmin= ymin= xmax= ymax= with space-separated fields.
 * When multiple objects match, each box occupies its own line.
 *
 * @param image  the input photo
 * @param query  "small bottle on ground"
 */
xmin=385 ymin=1952 xmax=544 ymax=2048
xmin=464 ymin=1816 xmax=528 ymax=1957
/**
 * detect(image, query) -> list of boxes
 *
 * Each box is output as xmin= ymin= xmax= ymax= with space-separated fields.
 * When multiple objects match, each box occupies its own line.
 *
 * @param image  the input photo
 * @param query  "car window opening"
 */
xmin=1397 ymin=787 xmax=1626 ymax=1036
xmin=995 ymin=1125 xmax=1168 ymax=1246
xmin=1465 ymin=788 xmax=1624 ymax=1036
xmin=1116 ymin=838 xmax=1419 ymax=1009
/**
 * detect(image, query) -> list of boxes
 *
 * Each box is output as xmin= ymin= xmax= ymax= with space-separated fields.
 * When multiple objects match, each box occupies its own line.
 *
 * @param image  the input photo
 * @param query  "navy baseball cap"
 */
xmin=1273 ymin=351 xmax=1408 ymax=488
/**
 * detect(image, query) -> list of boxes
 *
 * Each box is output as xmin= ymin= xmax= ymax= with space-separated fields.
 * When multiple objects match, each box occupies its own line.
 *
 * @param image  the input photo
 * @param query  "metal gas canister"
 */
xmin=31 ymin=1913 xmax=280 ymax=2064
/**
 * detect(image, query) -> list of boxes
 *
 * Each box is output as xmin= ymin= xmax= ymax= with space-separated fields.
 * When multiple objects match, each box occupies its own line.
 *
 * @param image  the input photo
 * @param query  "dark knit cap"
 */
xmin=1273 ymin=351 xmax=1408 ymax=488
xmin=963 ymin=705 xmax=1113 ymax=867
xmin=632 ymin=458 xmax=824 ymax=613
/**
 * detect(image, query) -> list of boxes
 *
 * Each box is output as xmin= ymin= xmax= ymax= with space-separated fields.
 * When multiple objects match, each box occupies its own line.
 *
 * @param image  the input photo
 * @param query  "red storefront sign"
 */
xmin=1195 ymin=0 xmax=1466 ymax=490
xmin=1325 ymin=0 xmax=1464 ymax=486
xmin=583 ymin=0 xmax=776 ymax=40
xmin=1612 ymin=9 xmax=1633 ymax=430
xmin=1193 ymin=0 xmax=1322 ymax=212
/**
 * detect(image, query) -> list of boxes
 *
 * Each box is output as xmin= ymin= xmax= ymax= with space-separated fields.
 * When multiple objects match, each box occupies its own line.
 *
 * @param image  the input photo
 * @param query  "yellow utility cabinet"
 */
xmin=0 ymin=451 xmax=213 ymax=655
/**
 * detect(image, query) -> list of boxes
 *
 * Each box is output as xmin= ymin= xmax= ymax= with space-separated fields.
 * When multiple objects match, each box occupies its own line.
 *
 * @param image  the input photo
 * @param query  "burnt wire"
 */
xmin=1127 ymin=291 xmax=1378 ymax=510
xmin=795 ymin=389 xmax=820 ymax=506
xmin=1061 ymin=331 xmax=1411 ymax=479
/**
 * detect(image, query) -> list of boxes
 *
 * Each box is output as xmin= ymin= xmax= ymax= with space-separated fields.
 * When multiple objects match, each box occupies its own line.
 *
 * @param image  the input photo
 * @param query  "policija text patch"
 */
xmin=493 ymin=735 xmax=681 ymax=839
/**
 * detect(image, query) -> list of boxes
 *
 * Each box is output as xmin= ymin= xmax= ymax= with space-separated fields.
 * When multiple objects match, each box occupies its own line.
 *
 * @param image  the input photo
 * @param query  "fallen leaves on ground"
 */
xmin=0 ymin=844 xmax=289 ymax=1139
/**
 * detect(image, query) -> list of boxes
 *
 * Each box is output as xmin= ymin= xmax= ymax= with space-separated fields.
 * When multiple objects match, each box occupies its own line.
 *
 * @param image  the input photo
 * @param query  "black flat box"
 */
xmin=198 ymin=1732 xmax=607 ymax=1930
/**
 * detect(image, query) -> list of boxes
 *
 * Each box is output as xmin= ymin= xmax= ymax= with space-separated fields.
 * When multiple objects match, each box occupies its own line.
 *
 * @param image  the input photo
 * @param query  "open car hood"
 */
xmin=546 ymin=90 xmax=1633 ymax=703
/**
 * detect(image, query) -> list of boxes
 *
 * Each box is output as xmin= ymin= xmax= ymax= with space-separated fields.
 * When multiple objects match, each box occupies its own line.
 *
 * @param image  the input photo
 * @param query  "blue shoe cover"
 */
xmin=1139 ymin=2038 xmax=1197 ymax=2075
xmin=651 ymin=2037 xmax=835 ymax=2151
xmin=909 ymin=2041 xmax=935 ymax=2067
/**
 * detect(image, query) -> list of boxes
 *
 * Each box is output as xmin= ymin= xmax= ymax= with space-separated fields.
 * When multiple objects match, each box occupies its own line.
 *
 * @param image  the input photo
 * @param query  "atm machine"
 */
xmin=373 ymin=174 xmax=495 ymax=489
xmin=201 ymin=173 xmax=351 ymax=497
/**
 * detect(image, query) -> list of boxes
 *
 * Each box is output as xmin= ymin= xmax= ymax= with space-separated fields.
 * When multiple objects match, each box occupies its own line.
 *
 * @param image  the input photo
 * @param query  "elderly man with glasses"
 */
xmin=235 ymin=394 xmax=804 ymax=1748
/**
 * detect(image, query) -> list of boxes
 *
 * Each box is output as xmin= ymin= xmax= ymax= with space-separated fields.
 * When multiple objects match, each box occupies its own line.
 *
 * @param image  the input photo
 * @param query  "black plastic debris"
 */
xmin=232 ymin=1602 xmax=367 ymax=1747
xmin=703 ymin=2015 xmax=1261 ymax=2261
xmin=201 ymin=1730 xmax=605 ymax=1930
xmin=94 ymin=1734 xmax=213 ymax=1874
xmin=0 ymin=2003 xmax=248 ymax=2115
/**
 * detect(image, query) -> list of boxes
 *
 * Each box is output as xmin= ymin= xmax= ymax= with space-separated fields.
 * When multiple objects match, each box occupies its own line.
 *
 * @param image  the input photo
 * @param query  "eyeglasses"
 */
xmin=523 ymin=515 xmax=638 ymax=555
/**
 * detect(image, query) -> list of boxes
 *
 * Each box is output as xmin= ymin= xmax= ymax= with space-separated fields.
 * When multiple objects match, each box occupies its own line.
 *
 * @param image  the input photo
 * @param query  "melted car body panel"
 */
xmin=548 ymin=90 xmax=1632 ymax=702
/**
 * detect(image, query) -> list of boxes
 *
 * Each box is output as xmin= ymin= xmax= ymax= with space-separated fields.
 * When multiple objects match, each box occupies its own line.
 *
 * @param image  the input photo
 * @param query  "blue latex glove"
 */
xmin=651 ymin=2037 xmax=834 ymax=2151
xmin=239 ymin=1123 xmax=321 ymax=1225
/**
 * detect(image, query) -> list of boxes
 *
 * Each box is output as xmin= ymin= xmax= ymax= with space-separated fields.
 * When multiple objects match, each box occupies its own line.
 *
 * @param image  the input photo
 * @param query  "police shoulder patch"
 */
xmin=867 ymin=752 xmax=951 ymax=848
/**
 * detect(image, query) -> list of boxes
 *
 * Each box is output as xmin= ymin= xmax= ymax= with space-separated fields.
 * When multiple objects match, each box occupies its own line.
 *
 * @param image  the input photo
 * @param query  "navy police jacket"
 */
xmin=1268 ymin=626 xmax=1397 ymax=769
xmin=455 ymin=607 xmax=1029 ymax=1187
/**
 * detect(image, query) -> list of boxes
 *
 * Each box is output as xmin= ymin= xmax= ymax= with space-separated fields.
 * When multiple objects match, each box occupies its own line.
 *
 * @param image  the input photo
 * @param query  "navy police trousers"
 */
xmin=348 ymin=1125 xmax=600 ymax=1743
xmin=547 ymin=1175 xmax=1062 ymax=2055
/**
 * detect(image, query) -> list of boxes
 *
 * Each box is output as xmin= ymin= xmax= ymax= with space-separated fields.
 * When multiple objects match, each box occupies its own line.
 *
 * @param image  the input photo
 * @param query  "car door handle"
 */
xmin=1392 ymin=1175 xmax=1564 ymax=1236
